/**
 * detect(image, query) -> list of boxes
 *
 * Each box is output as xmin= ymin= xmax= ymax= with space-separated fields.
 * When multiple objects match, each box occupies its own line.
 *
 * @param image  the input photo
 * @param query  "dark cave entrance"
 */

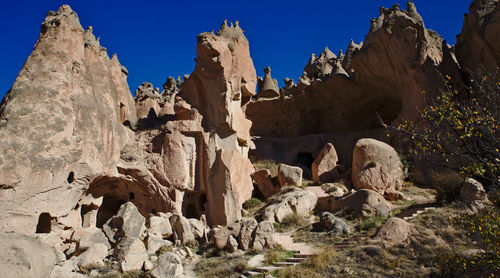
xmin=296 ymin=152 xmax=315 ymax=169
xmin=182 ymin=192 xmax=206 ymax=219
xmin=35 ymin=212 xmax=51 ymax=233
xmin=96 ymin=195 xmax=126 ymax=228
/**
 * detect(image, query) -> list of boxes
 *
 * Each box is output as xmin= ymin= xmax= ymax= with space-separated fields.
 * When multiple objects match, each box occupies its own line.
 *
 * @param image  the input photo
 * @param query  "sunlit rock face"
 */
xmin=0 ymin=5 xmax=137 ymax=233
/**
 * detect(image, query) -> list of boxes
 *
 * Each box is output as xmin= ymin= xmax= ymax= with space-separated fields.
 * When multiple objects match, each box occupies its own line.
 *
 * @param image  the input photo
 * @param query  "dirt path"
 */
xmin=272 ymin=231 xmax=321 ymax=255
xmin=305 ymin=186 xmax=329 ymax=198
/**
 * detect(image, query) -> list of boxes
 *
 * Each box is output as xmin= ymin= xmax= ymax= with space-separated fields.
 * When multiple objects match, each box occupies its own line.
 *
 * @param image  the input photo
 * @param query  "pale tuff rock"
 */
xmin=277 ymin=163 xmax=303 ymax=187
xmin=312 ymin=143 xmax=339 ymax=183
xmin=151 ymin=252 xmax=184 ymax=278
xmin=115 ymin=237 xmax=148 ymax=272
xmin=327 ymin=189 xmax=391 ymax=218
xmin=0 ymin=5 xmax=136 ymax=234
xmin=103 ymin=202 xmax=146 ymax=244
xmin=251 ymin=169 xmax=279 ymax=199
xmin=351 ymin=138 xmax=404 ymax=198
xmin=375 ymin=217 xmax=414 ymax=247
xmin=262 ymin=188 xmax=318 ymax=222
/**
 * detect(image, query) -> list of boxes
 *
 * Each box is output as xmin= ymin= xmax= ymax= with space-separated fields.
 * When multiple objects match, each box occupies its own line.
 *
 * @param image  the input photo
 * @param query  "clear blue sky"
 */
xmin=0 ymin=0 xmax=472 ymax=100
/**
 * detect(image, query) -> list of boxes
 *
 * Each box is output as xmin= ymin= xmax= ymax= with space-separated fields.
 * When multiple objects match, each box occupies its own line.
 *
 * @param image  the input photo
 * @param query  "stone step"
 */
xmin=273 ymin=261 xmax=299 ymax=267
xmin=254 ymin=265 xmax=282 ymax=273
xmin=286 ymin=257 xmax=307 ymax=263
xmin=294 ymin=253 xmax=315 ymax=258
xmin=244 ymin=270 xmax=262 ymax=277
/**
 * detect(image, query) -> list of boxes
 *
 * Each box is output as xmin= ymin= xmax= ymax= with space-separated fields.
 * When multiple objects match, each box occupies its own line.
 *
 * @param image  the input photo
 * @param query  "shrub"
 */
xmin=386 ymin=72 xmax=499 ymax=191
xmin=243 ymin=198 xmax=263 ymax=212
xmin=273 ymin=213 xmax=310 ymax=232
xmin=439 ymin=198 xmax=500 ymax=277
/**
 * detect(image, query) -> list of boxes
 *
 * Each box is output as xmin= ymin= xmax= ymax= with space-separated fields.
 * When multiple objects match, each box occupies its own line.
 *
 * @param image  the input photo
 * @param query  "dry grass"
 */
xmin=253 ymin=159 xmax=279 ymax=177
xmin=276 ymin=248 xmax=338 ymax=278
xmin=273 ymin=213 xmax=311 ymax=232
xmin=264 ymin=246 xmax=297 ymax=265
xmin=194 ymin=252 xmax=251 ymax=278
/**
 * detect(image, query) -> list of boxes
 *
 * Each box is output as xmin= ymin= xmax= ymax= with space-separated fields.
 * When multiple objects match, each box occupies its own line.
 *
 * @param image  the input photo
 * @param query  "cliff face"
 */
xmin=246 ymin=2 xmax=462 ymax=139
xmin=456 ymin=0 xmax=500 ymax=79
xmin=0 ymin=6 xmax=137 ymax=233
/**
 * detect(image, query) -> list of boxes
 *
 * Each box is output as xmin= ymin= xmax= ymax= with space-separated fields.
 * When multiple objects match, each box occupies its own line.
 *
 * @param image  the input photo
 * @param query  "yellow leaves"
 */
xmin=446 ymin=74 xmax=451 ymax=80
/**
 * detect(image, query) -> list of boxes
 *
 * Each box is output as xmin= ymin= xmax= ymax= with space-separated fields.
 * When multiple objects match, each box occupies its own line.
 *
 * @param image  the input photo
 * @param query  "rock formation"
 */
xmin=0 ymin=5 xmax=137 ymax=233
xmin=257 ymin=66 xmax=280 ymax=98
xmin=246 ymin=1 xmax=463 ymax=166
xmin=456 ymin=0 xmax=500 ymax=79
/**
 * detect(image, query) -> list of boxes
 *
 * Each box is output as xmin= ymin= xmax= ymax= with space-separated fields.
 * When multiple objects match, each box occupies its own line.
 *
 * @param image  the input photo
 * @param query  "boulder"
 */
xmin=252 ymin=221 xmax=276 ymax=251
xmin=188 ymin=218 xmax=206 ymax=239
xmin=278 ymin=164 xmax=303 ymax=187
xmin=103 ymin=202 xmax=145 ymax=244
xmin=151 ymin=252 xmax=183 ymax=278
xmin=0 ymin=232 xmax=58 ymax=278
xmin=375 ymin=217 xmax=414 ymax=247
xmin=76 ymin=243 xmax=108 ymax=267
xmin=238 ymin=218 xmax=258 ymax=251
xmin=320 ymin=212 xmax=351 ymax=235
xmin=227 ymin=235 xmax=239 ymax=253
xmin=71 ymin=227 xmax=111 ymax=252
xmin=115 ymin=237 xmax=148 ymax=272
xmin=328 ymin=189 xmax=390 ymax=218
xmin=169 ymin=214 xmax=195 ymax=245
xmin=322 ymin=183 xmax=349 ymax=197
xmin=148 ymin=213 xmax=173 ymax=239
xmin=146 ymin=236 xmax=173 ymax=255
xmin=460 ymin=178 xmax=489 ymax=203
xmin=352 ymin=139 xmax=404 ymax=197
xmin=209 ymin=227 xmax=231 ymax=250
xmin=312 ymin=143 xmax=339 ymax=183
xmin=262 ymin=188 xmax=318 ymax=222
xmin=251 ymin=169 xmax=279 ymax=198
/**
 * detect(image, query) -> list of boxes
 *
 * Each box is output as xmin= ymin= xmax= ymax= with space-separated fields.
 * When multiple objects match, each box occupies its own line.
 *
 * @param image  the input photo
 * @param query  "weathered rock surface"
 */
xmin=277 ymin=164 xmax=303 ymax=187
xmin=246 ymin=1 xmax=461 ymax=142
xmin=76 ymin=243 xmax=108 ymax=267
xmin=0 ymin=232 xmax=58 ymax=278
xmin=312 ymin=143 xmax=339 ymax=183
xmin=151 ymin=252 xmax=183 ymax=278
xmin=148 ymin=213 xmax=173 ymax=239
xmin=238 ymin=218 xmax=258 ymax=251
xmin=258 ymin=66 xmax=280 ymax=98
xmin=0 ymin=5 xmax=136 ymax=234
xmin=170 ymin=214 xmax=195 ymax=245
xmin=326 ymin=189 xmax=390 ymax=218
xmin=251 ymin=221 xmax=276 ymax=251
xmin=262 ymin=188 xmax=318 ymax=222
xmin=352 ymin=138 xmax=404 ymax=197
xmin=103 ymin=202 xmax=145 ymax=244
xmin=456 ymin=0 xmax=500 ymax=79
xmin=375 ymin=217 xmax=414 ymax=247
xmin=115 ymin=237 xmax=148 ymax=272
xmin=251 ymin=169 xmax=279 ymax=198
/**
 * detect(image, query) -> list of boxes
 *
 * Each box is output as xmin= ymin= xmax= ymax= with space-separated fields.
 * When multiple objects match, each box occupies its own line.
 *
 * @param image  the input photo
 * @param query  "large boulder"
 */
xmin=351 ymin=139 xmax=404 ymax=197
xmin=375 ymin=217 xmax=415 ymax=247
xmin=312 ymin=143 xmax=339 ymax=183
xmin=71 ymin=227 xmax=111 ymax=252
xmin=251 ymin=169 xmax=279 ymax=199
xmin=148 ymin=213 xmax=173 ymax=239
xmin=151 ymin=252 xmax=184 ymax=278
xmin=328 ymin=189 xmax=391 ymax=218
xmin=460 ymin=178 xmax=490 ymax=206
xmin=76 ymin=243 xmax=108 ymax=267
xmin=115 ymin=237 xmax=148 ymax=272
xmin=238 ymin=218 xmax=258 ymax=251
xmin=0 ymin=233 xmax=58 ymax=278
xmin=262 ymin=188 xmax=318 ymax=222
xmin=277 ymin=164 xmax=303 ymax=187
xmin=169 ymin=214 xmax=195 ymax=245
xmin=251 ymin=221 xmax=276 ymax=251
xmin=0 ymin=5 xmax=137 ymax=234
xmin=103 ymin=202 xmax=145 ymax=244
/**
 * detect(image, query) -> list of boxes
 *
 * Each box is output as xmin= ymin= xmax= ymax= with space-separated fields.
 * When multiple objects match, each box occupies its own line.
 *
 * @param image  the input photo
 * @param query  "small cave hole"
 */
xmin=35 ymin=212 xmax=52 ymax=233
xmin=296 ymin=152 xmax=315 ymax=169
xmin=129 ymin=192 xmax=135 ymax=200
xmin=67 ymin=172 xmax=75 ymax=184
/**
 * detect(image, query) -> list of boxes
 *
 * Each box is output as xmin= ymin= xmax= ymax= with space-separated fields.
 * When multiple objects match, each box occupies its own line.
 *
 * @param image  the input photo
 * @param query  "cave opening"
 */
xmin=96 ymin=195 xmax=126 ymax=228
xmin=296 ymin=152 xmax=315 ymax=169
xmin=35 ymin=212 xmax=51 ymax=233
xmin=67 ymin=171 xmax=74 ymax=183
xmin=182 ymin=192 xmax=206 ymax=219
